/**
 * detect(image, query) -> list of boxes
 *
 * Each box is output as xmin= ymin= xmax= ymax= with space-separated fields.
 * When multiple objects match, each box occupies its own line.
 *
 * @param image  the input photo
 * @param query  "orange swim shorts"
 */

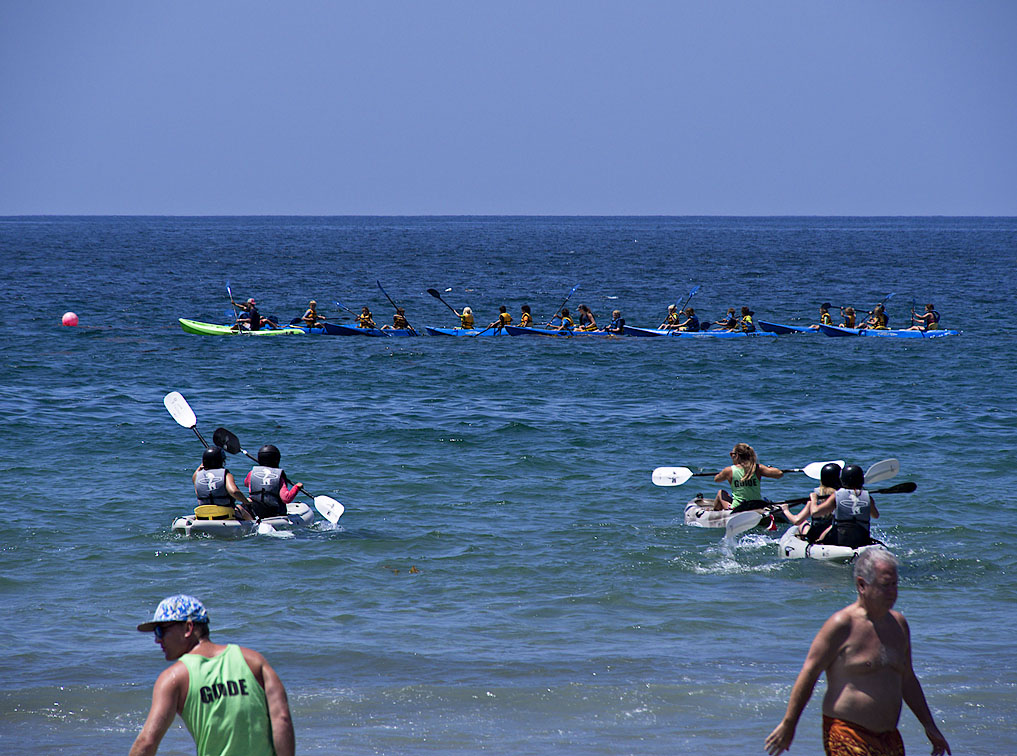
xmin=823 ymin=715 xmax=905 ymax=756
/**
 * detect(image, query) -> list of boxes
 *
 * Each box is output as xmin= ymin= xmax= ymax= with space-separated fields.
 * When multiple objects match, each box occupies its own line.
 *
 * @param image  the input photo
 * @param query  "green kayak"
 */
xmin=178 ymin=318 xmax=306 ymax=336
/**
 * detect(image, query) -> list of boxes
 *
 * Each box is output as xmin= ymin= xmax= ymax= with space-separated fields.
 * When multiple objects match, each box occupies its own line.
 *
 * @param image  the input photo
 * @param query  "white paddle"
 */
xmin=651 ymin=459 xmax=844 ymax=487
xmin=725 ymin=510 xmax=763 ymax=538
xmin=864 ymin=458 xmax=899 ymax=484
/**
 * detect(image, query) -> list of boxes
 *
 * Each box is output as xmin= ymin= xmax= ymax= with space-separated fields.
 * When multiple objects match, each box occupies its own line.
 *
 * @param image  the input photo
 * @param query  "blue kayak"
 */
xmin=323 ymin=323 xmax=419 ymax=337
xmin=757 ymin=320 xmax=818 ymax=335
xmin=425 ymin=326 xmax=507 ymax=337
xmin=504 ymin=325 xmax=615 ymax=337
xmin=623 ymin=325 xmax=777 ymax=338
xmin=818 ymin=323 xmax=959 ymax=338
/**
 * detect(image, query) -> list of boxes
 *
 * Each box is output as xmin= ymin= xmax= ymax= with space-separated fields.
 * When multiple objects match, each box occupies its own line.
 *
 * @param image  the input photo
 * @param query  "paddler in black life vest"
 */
xmin=717 ymin=307 xmax=739 ymax=330
xmin=519 ymin=305 xmax=533 ymax=328
xmin=677 ymin=307 xmax=699 ymax=332
xmin=907 ymin=303 xmax=941 ymax=331
xmin=193 ymin=447 xmax=254 ymax=520
xmin=576 ymin=304 xmax=598 ymax=331
xmin=659 ymin=304 xmax=681 ymax=330
xmin=781 ymin=462 xmax=841 ymax=542
xmin=243 ymin=444 xmax=303 ymax=520
xmin=299 ymin=300 xmax=325 ymax=329
xmin=602 ymin=309 xmax=625 ymax=334
xmin=232 ymin=297 xmax=277 ymax=331
xmin=488 ymin=305 xmax=512 ymax=333
xmin=356 ymin=306 xmax=376 ymax=329
xmin=808 ymin=464 xmax=880 ymax=547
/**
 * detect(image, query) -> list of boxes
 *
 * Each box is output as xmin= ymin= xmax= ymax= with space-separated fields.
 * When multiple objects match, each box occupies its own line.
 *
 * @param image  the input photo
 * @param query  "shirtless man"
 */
xmin=765 ymin=550 xmax=950 ymax=756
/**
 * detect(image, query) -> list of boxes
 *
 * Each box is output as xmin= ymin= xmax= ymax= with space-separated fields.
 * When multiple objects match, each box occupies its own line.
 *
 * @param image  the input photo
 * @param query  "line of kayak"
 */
xmin=185 ymin=318 xmax=957 ymax=340
xmin=758 ymin=320 xmax=959 ymax=338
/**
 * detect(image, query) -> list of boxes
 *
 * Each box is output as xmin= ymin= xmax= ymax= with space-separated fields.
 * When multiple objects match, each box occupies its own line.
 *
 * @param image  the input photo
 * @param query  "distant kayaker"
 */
xmin=576 ymin=304 xmax=598 ymax=331
xmin=193 ymin=447 xmax=254 ymax=521
xmin=299 ymin=299 xmax=325 ymax=328
xmin=863 ymin=303 xmax=890 ymax=330
xmin=553 ymin=307 xmax=575 ymax=332
xmin=519 ymin=305 xmax=533 ymax=328
xmin=130 ymin=594 xmax=295 ymax=756
xmin=781 ymin=462 xmax=840 ymax=541
xmin=231 ymin=297 xmax=276 ymax=331
xmin=356 ymin=306 xmax=376 ymax=329
xmin=840 ymin=306 xmax=857 ymax=328
xmin=677 ymin=307 xmax=699 ymax=332
xmin=382 ymin=307 xmax=412 ymax=330
xmin=765 ymin=550 xmax=950 ymax=756
xmin=809 ymin=302 xmax=834 ymax=330
xmin=243 ymin=444 xmax=303 ymax=519
xmin=456 ymin=306 xmax=475 ymax=329
xmin=907 ymin=303 xmax=941 ymax=331
xmin=808 ymin=464 xmax=879 ymax=548
xmin=716 ymin=308 xmax=738 ymax=330
xmin=603 ymin=309 xmax=625 ymax=334
xmin=738 ymin=306 xmax=756 ymax=332
xmin=659 ymin=304 xmax=681 ymax=330
xmin=488 ymin=305 xmax=512 ymax=333
xmin=712 ymin=443 xmax=784 ymax=511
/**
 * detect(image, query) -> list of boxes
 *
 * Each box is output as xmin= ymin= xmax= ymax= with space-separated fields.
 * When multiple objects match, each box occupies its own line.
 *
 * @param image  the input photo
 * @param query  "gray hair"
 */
xmin=854 ymin=549 xmax=898 ymax=583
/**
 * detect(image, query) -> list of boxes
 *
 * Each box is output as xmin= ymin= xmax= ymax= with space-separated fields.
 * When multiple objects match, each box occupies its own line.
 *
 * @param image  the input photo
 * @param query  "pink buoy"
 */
xmin=62 ymin=312 xmax=79 ymax=327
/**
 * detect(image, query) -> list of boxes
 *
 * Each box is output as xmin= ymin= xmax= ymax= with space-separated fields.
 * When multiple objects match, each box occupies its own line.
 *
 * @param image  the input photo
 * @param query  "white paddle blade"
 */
xmin=726 ymin=511 xmax=762 ymax=538
xmin=864 ymin=458 xmax=899 ymax=484
xmin=801 ymin=460 xmax=846 ymax=479
xmin=256 ymin=521 xmax=277 ymax=536
xmin=651 ymin=467 xmax=693 ymax=486
xmin=314 ymin=495 xmax=345 ymax=524
xmin=164 ymin=391 xmax=197 ymax=429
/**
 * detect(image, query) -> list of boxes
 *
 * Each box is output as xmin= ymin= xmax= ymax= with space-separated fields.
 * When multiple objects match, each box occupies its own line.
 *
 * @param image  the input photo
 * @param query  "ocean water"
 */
xmin=0 ymin=216 xmax=1015 ymax=755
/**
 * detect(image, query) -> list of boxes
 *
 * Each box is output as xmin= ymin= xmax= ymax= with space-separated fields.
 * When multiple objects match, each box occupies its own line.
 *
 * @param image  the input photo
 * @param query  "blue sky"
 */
xmin=2 ymin=1 xmax=1014 ymax=215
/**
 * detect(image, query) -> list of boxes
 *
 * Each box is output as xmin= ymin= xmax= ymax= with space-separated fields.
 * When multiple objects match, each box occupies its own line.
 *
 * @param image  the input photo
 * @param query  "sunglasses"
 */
xmin=153 ymin=622 xmax=181 ymax=639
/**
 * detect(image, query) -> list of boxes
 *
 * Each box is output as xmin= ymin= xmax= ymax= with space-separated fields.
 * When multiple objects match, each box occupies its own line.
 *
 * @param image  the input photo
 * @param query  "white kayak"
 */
xmin=684 ymin=497 xmax=784 ymax=529
xmin=778 ymin=526 xmax=887 ymax=563
xmin=171 ymin=501 xmax=315 ymax=537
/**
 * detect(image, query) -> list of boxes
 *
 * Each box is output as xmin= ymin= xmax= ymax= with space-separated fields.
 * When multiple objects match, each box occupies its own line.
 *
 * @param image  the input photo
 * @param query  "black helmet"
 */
xmin=258 ymin=444 xmax=281 ymax=467
xmin=820 ymin=462 xmax=842 ymax=489
xmin=202 ymin=446 xmax=225 ymax=469
xmin=840 ymin=464 xmax=865 ymax=489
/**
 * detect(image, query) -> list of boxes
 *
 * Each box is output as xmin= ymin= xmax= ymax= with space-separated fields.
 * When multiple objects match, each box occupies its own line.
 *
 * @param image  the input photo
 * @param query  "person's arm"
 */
xmin=899 ymin=615 xmax=951 ymax=756
xmin=714 ymin=466 xmax=732 ymax=484
xmin=811 ymin=492 xmax=836 ymax=518
xmin=760 ymin=464 xmax=784 ymax=479
xmin=765 ymin=613 xmax=849 ymax=755
xmin=869 ymin=495 xmax=878 ymax=519
xmin=262 ymin=659 xmax=296 ymax=756
xmin=129 ymin=666 xmax=185 ymax=756
xmin=782 ymin=500 xmax=812 ymax=527
xmin=279 ymin=479 xmax=303 ymax=504
xmin=225 ymin=473 xmax=251 ymax=506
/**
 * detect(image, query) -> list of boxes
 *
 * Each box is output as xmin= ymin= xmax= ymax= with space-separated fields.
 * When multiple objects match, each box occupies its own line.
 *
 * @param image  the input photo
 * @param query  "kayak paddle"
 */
xmin=546 ymin=284 xmax=579 ymax=326
xmin=651 ymin=459 xmax=842 ymax=487
xmin=725 ymin=510 xmax=763 ymax=538
xmin=164 ymin=392 xmax=211 ymax=448
xmin=226 ymin=281 xmax=239 ymax=324
xmin=770 ymin=480 xmax=917 ymax=508
xmin=864 ymin=458 xmax=899 ymax=484
xmin=376 ymin=280 xmax=416 ymax=333
xmin=427 ymin=287 xmax=461 ymax=315
xmin=214 ymin=427 xmax=344 ymax=525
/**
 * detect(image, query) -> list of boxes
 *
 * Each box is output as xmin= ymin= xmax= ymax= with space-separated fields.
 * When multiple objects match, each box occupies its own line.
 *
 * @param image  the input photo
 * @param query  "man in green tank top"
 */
xmin=130 ymin=595 xmax=294 ymax=756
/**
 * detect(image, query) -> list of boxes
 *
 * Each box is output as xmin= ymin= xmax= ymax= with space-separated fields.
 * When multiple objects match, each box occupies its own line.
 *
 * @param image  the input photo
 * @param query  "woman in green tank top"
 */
xmin=711 ymin=443 xmax=784 ymax=510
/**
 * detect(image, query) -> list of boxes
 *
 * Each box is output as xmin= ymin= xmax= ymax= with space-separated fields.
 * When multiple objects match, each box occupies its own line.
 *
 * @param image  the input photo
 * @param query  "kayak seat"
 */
xmin=194 ymin=504 xmax=237 ymax=520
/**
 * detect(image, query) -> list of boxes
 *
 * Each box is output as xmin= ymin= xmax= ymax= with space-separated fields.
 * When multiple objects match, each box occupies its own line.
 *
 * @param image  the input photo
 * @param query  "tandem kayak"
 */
xmin=323 ymin=323 xmax=420 ymax=337
xmin=817 ymin=323 xmax=959 ymax=338
xmin=179 ymin=319 xmax=305 ymax=336
xmin=171 ymin=501 xmax=315 ymax=537
xmin=623 ymin=325 xmax=778 ymax=338
xmin=778 ymin=526 xmax=888 ymax=562
xmin=504 ymin=325 xmax=615 ymax=337
xmin=684 ymin=497 xmax=787 ymax=529
xmin=424 ymin=326 xmax=507 ymax=337
xmin=757 ymin=320 xmax=818 ymax=335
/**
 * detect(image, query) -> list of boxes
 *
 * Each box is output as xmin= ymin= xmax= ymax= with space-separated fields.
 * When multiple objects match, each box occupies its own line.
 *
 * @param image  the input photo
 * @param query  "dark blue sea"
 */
xmin=1 ymin=216 xmax=1015 ymax=754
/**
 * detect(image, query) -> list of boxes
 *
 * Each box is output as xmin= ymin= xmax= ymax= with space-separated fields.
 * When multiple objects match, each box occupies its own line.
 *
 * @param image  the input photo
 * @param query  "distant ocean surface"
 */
xmin=1 ymin=216 xmax=1015 ymax=755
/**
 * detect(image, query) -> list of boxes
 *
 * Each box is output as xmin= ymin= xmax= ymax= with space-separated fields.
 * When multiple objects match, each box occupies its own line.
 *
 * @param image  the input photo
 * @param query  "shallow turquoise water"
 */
xmin=1 ymin=217 xmax=1015 ymax=754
